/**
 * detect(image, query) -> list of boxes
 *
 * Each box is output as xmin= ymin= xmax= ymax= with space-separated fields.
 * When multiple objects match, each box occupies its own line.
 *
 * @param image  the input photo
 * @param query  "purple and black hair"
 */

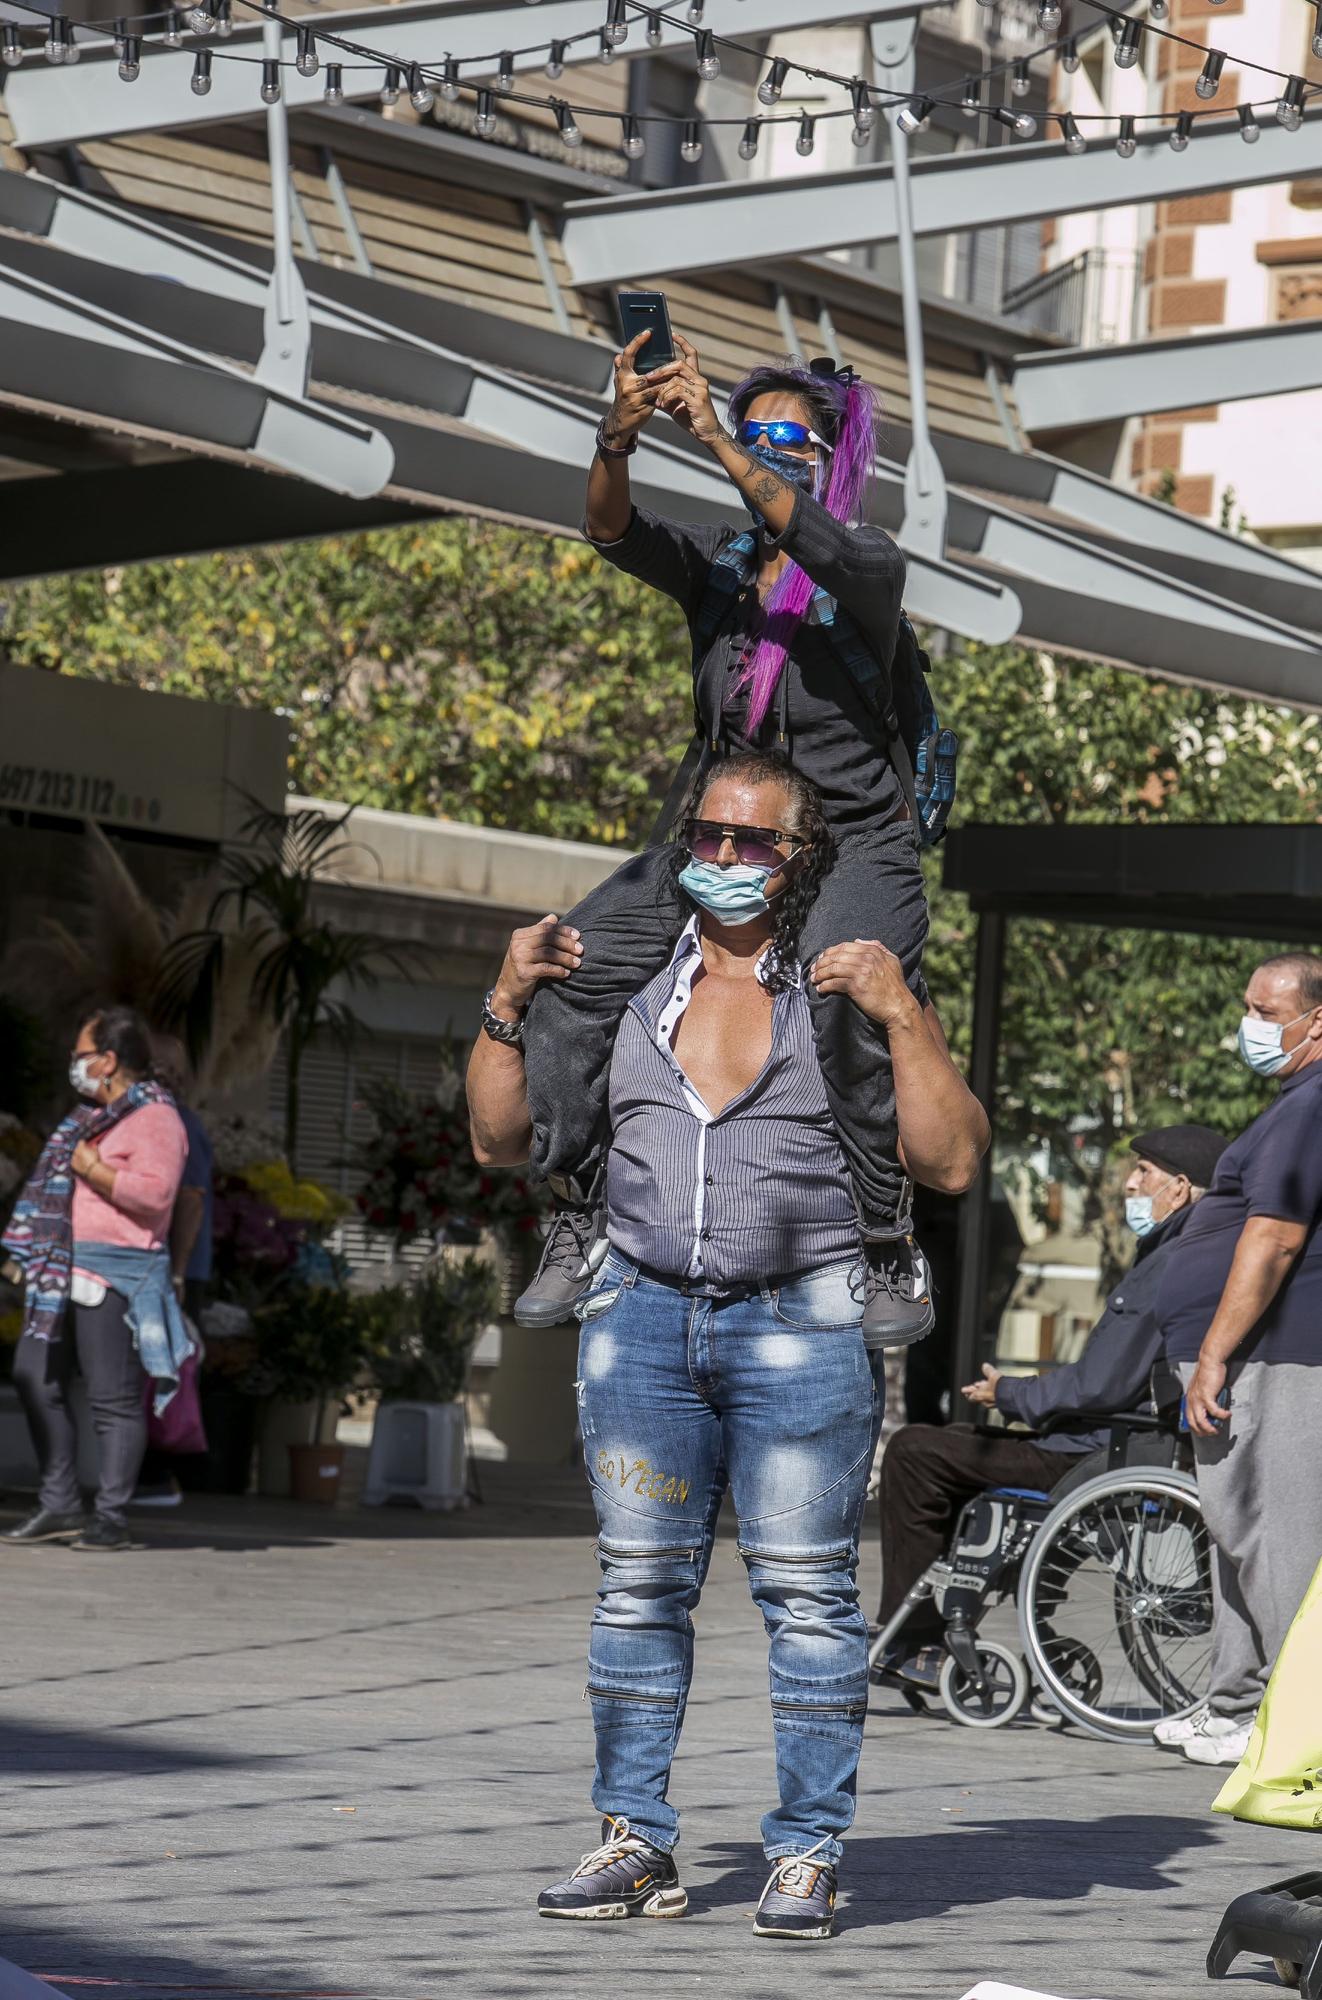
xmin=727 ymin=357 xmax=880 ymax=733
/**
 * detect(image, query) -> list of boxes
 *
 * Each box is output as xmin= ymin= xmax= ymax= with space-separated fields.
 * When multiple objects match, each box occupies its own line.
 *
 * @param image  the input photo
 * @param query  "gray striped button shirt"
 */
xmin=605 ymin=919 xmax=861 ymax=1290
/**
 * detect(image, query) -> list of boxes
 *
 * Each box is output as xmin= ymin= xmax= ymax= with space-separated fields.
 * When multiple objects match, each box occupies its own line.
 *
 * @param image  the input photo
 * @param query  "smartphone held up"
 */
xmin=616 ymin=290 xmax=675 ymax=373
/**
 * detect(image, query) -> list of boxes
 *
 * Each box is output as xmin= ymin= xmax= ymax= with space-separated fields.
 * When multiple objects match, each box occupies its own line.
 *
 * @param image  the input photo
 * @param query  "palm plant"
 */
xmin=156 ymin=800 xmax=417 ymax=1171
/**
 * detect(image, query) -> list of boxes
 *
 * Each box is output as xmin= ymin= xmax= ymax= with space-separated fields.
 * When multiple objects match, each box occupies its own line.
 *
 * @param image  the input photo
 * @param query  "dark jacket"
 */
xmin=994 ymin=1204 xmax=1195 ymax=1456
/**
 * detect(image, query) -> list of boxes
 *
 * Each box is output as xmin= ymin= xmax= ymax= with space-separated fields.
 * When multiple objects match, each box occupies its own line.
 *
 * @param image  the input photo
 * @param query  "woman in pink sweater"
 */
xmin=7 ymin=1007 xmax=188 ymax=1551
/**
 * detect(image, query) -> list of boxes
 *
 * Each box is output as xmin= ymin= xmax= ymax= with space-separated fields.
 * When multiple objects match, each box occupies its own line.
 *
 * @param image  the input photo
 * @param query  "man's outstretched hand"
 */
xmin=492 ymin=916 xmax=584 ymax=1018
xmin=961 ymin=1363 xmax=1002 ymax=1409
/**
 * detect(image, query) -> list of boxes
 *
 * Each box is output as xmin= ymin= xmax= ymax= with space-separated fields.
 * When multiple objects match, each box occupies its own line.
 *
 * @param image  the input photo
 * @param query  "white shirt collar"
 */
xmin=666 ymin=913 xmax=800 ymax=991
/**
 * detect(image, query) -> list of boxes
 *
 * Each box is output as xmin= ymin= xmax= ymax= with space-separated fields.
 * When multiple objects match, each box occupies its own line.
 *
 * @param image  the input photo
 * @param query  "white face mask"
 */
xmin=1237 ymin=1007 xmax=1314 ymax=1078
xmin=69 ymin=1053 xmax=102 ymax=1100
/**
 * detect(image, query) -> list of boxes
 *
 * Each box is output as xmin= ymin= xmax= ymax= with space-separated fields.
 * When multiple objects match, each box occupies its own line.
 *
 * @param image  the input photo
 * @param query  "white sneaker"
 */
xmin=1153 ymin=1702 xmax=1210 ymax=1749
xmin=1181 ymin=1714 xmax=1252 ymax=1766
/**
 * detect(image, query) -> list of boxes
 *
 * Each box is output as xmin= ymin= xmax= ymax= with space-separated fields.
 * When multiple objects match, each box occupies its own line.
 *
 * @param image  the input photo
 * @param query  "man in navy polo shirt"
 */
xmin=1156 ymin=951 xmax=1322 ymax=1767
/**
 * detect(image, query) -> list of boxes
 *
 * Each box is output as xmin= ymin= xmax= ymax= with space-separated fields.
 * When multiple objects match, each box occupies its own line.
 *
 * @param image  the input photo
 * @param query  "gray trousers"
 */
xmin=1179 ymin=1359 xmax=1322 ymax=1719
xmin=13 ymin=1292 xmax=148 ymax=1530
xmin=523 ymin=820 xmax=929 ymax=1235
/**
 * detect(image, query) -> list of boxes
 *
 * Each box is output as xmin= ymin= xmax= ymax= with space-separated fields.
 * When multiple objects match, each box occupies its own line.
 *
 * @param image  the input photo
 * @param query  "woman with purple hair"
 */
xmin=504 ymin=329 xmax=934 ymax=1346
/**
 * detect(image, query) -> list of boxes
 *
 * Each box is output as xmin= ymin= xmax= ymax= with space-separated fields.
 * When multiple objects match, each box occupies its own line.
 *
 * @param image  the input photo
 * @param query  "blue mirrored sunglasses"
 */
xmin=736 ymin=418 xmax=834 ymax=454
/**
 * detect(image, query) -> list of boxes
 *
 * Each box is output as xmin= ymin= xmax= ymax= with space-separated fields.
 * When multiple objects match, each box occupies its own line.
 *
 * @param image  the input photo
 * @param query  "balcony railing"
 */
xmin=1002 ymin=248 xmax=1143 ymax=350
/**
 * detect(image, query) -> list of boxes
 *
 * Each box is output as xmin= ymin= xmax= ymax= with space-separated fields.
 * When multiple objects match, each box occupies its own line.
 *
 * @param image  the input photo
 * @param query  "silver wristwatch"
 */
xmin=481 ymin=988 xmax=526 ymax=1046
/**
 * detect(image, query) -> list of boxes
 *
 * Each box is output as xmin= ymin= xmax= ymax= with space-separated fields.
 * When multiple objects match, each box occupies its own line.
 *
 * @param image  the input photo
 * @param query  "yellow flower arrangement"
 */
xmin=239 ymin=1160 xmax=352 ymax=1226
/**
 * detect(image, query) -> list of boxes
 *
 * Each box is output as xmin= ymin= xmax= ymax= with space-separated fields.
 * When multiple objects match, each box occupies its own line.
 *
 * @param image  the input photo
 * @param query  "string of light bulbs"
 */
xmin=2 ymin=0 xmax=1316 ymax=163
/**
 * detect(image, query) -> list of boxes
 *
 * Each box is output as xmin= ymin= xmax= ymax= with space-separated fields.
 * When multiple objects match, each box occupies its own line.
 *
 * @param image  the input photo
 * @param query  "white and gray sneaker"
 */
xmin=1153 ymin=1702 xmax=1210 ymax=1750
xmin=538 ymin=1816 xmax=687 ymax=1920
xmin=753 ymin=1837 xmax=838 ymax=1941
xmin=1182 ymin=1714 xmax=1252 ymax=1767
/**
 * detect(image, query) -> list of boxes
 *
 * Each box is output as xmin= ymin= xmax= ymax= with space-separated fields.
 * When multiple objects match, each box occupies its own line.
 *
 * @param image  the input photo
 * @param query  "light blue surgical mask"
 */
xmin=1124 ymin=1196 xmax=1157 ymax=1239
xmin=1237 ymin=1008 xmax=1313 ymax=1077
xmin=678 ymin=857 xmax=781 ymax=927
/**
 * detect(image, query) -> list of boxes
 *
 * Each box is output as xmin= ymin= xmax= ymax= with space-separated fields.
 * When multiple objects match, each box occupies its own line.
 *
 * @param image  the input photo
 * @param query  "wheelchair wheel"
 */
xmin=938 ymin=1640 xmax=1029 ymax=1729
xmin=1017 ymin=1467 xmax=1212 ymax=1743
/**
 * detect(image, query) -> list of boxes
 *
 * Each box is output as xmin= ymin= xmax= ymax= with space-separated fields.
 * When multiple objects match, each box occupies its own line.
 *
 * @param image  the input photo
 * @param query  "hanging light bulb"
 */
xmin=694 ymin=29 xmax=719 ymax=79
xmin=1012 ymin=57 xmax=1031 ymax=96
xmin=1314 ymin=0 xmax=1322 ymax=60
xmin=645 ymin=10 xmax=662 ymax=44
xmin=187 ymin=0 xmax=213 ymax=37
xmin=795 ymin=110 xmax=816 ymax=155
xmin=621 ymin=113 xmax=646 ymax=159
xmin=757 ymin=56 xmax=789 ymax=105
xmin=1195 ymin=50 xmax=1224 ymax=99
xmin=605 ymin=0 xmax=628 ymax=46
xmin=260 ymin=58 xmax=281 ymax=103
xmin=161 ymin=9 xmax=183 ymax=48
xmin=850 ymin=78 xmax=875 ymax=130
xmin=190 ymin=46 xmax=212 ymax=91
xmin=1115 ymin=113 xmax=1136 ymax=157
xmin=119 ymin=33 xmax=140 ymax=77
xmin=993 ymin=105 xmax=1036 ymax=138
xmin=1276 ymin=76 xmax=1305 ymax=130
xmin=474 ymin=86 xmax=497 ymax=135
xmin=113 ymin=18 xmax=128 ymax=57
xmin=296 ymin=25 xmax=318 ymax=77
xmin=686 ymin=0 xmax=704 ymax=22
xmin=555 ymin=99 xmax=583 ymax=147
xmin=1168 ymin=108 xmax=1193 ymax=150
xmin=1036 ymin=0 xmax=1061 ymax=30
xmin=738 ymin=117 xmax=761 ymax=160
xmin=1059 ymin=35 xmax=1079 ymax=73
xmin=438 ymin=53 xmax=460 ymax=98
xmin=2 ymin=22 xmax=21 ymax=65
xmin=380 ymin=63 xmax=401 ymax=104
xmin=409 ymin=62 xmax=434 ymax=111
xmin=1059 ymin=111 xmax=1085 ymax=154
xmin=544 ymin=39 xmax=565 ymax=78
xmin=1113 ymin=19 xmax=1142 ymax=68
xmin=323 ymin=63 xmax=343 ymax=104
xmin=598 ymin=28 xmax=615 ymax=62
xmin=495 ymin=49 xmax=515 ymax=91
xmin=1237 ymin=103 xmax=1260 ymax=143
xmin=1149 ymin=0 xmax=1168 ymax=15
xmin=43 ymin=15 xmax=70 ymax=64
xmin=896 ymin=93 xmax=933 ymax=135
xmin=214 ymin=2 xmax=232 ymax=42
xmin=680 ymin=118 xmax=703 ymax=163
xmin=65 ymin=31 xmax=79 ymax=63
xmin=960 ymin=75 xmax=981 ymax=115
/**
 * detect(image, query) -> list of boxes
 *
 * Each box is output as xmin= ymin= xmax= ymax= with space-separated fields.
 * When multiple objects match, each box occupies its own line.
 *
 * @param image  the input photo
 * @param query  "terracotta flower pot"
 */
xmin=288 ymin=1441 xmax=346 ymax=1505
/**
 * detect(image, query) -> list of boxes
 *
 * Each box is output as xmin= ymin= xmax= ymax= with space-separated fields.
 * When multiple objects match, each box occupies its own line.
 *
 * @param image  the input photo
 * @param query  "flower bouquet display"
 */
xmin=351 ymin=1067 xmax=547 ymax=1250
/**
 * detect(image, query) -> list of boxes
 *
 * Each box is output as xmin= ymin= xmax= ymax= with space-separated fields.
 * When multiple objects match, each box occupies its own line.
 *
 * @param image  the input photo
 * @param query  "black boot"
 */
xmin=858 ymin=1234 xmax=934 ymax=1350
xmin=2 ymin=1507 xmax=85 ymax=1544
xmin=514 ymin=1201 xmax=608 ymax=1329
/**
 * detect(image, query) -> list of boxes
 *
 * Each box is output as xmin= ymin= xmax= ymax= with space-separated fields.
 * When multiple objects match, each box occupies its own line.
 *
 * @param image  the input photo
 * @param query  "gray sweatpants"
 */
xmin=1179 ymin=1360 xmax=1322 ymax=1720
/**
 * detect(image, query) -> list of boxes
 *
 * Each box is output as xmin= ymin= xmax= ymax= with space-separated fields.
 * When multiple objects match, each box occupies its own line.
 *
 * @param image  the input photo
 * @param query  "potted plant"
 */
xmin=249 ymin=1286 xmax=368 ymax=1505
xmin=360 ymin=1253 xmax=501 ymax=1509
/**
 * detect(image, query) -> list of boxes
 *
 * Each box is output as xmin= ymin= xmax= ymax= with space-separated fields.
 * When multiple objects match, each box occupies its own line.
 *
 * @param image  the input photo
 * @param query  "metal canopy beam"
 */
xmin=1013 ymin=320 xmax=1322 ymax=432
xmin=2 ymin=0 xmax=926 ymax=148
xmin=561 ymin=108 xmax=1322 ymax=284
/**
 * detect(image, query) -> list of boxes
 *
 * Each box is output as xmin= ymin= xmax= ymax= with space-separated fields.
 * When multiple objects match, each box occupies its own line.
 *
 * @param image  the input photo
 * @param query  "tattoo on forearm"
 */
xmin=751 ymin=472 xmax=784 ymax=508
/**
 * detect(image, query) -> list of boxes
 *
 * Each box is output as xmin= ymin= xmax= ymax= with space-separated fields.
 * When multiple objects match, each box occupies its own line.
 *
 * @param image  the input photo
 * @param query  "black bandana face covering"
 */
xmin=744 ymin=439 xmax=816 ymax=491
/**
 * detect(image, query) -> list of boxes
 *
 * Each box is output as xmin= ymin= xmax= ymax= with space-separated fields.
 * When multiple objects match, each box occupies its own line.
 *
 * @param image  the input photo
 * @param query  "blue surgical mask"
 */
xmin=1124 ymin=1196 xmax=1157 ymax=1239
xmin=745 ymin=439 xmax=816 ymax=493
xmin=1237 ymin=1008 xmax=1312 ymax=1077
xmin=678 ymin=858 xmax=781 ymax=927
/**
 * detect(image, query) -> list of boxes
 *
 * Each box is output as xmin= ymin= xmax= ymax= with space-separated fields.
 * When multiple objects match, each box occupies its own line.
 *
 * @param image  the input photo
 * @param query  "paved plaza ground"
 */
xmin=0 ymin=1462 xmax=1301 ymax=2000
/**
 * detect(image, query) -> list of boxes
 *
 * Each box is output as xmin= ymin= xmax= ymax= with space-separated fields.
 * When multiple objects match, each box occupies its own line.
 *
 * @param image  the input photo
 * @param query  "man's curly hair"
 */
xmin=669 ymin=751 xmax=836 ymax=994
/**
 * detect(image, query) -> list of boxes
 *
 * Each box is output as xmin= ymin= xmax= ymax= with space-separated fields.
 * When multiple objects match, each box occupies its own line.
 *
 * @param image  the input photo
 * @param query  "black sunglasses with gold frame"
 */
xmin=683 ymin=818 xmax=808 ymax=869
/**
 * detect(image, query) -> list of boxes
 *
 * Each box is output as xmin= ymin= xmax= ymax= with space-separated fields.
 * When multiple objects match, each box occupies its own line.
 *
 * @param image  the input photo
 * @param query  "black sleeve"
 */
xmin=994 ymin=1307 xmax=1161 ymax=1431
xmin=583 ymin=506 xmax=728 ymax=622
xmin=763 ymin=489 xmax=906 ymax=668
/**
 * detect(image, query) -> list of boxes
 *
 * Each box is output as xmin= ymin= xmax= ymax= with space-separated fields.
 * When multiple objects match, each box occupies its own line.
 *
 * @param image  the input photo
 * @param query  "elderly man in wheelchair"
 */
xmin=870 ymin=1124 xmax=1228 ymax=1737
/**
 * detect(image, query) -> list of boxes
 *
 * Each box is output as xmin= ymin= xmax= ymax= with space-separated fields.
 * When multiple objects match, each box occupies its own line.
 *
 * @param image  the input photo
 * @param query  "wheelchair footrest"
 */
xmin=1207 ymin=1873 xmax=1322 ymax=1996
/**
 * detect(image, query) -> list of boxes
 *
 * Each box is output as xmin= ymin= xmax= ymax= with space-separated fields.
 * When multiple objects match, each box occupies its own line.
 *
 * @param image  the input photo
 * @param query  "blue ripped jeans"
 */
xmin=575 ymin=1251 xmax=884 ymax=1865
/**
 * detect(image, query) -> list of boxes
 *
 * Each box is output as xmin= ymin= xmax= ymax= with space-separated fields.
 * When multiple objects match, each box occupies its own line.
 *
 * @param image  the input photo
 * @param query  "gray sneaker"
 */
xmin=753 ymin=1837 xmax=838 ymax=1940
xmin=514 ymin=1205 xmax=607 ymax=1328
xmin=538 ymin=1816 xmax=687 ymax=1921
xmin=858 ymin=1236 xmax=935 ymax=1350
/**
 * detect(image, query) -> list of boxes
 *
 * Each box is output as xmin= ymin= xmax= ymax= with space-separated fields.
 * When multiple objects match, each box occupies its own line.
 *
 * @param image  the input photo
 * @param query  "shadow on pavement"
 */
xmin=0 ymin=1715 xmax=252 ymax=1780
xmin=692 ymin=1813 xmax=1222 ymax=1931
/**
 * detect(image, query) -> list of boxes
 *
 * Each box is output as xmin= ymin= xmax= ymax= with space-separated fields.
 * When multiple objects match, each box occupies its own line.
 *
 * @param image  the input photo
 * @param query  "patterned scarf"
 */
xmin=1 ymin=1080 xmax=175 ymax=1344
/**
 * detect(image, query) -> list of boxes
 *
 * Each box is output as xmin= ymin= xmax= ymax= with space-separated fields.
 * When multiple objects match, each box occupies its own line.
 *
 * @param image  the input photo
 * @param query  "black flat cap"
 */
xmin=1130 ymin=1123 xmax=1228 ymax=1188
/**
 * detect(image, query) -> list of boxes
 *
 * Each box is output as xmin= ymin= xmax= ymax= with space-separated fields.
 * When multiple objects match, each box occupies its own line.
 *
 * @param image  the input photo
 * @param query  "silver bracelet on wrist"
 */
xmin=481 ymin=989 xmax=526 ymax=1047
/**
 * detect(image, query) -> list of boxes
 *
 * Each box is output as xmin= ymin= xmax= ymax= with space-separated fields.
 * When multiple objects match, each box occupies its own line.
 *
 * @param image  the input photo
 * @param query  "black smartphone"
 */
xmin=616 ymin=289 xmax=675 ymax=373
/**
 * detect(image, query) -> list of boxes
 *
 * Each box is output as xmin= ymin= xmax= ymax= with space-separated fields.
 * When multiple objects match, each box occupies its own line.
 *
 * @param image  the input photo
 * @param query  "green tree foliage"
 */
xmin=5 ymin=523 xmax=1320 ymax=1248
